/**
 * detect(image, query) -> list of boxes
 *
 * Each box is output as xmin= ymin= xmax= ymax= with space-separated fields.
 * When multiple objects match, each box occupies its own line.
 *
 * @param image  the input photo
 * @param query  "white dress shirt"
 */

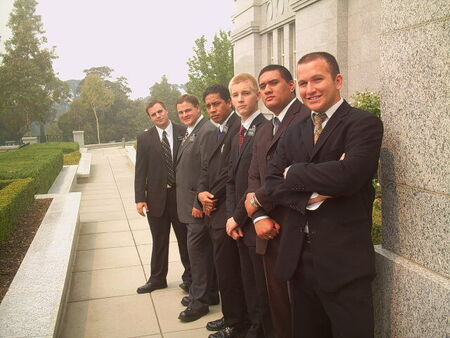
xmin=155 ymin=122 xmax=174 ymax=157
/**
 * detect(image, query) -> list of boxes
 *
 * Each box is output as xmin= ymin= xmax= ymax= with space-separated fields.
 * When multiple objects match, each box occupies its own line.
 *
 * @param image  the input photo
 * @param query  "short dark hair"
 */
xmin=258 ymin=64 xmax=294 ymax=83
xmin=146 ymin=99 xmax=166 ymax=114
xmin=297 ymin=52 xmax=340 ymax=78
xmin=176 ymin=94 xmax=200 ymax=107
xmin=203 ymin=84 xmax=231 ymax=102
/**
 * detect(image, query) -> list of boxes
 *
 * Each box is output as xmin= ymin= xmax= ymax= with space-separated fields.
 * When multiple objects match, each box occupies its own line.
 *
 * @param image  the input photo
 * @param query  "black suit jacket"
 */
xmin=227 ymin=113 xmax=268 ymax=247
xmin=197 ymin=112 xmax=241 ymax=227
xmin=266 ymin=100 xmax=383 ymax=292
xmin=247 ymin=99 xmax=310 ymax=254
xmin=135 ymin=123 xmax=186 ymax=218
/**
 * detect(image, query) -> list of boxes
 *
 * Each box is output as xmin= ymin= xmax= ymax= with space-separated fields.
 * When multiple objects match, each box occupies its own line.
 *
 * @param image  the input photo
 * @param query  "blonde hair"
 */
xmin=228 ymin=73 xmax=259 ymax=93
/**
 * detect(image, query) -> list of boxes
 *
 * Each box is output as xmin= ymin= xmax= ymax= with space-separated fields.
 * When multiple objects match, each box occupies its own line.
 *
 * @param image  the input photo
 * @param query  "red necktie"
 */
xmin=239 ymin=125 xmax=246 ymax=149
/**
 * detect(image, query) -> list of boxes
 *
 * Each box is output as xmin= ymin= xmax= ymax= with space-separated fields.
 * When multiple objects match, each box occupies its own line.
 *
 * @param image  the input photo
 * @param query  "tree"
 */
xmin=79 ymin=73 xmax=114 ymax=144
xmin=149 ymin=75 xmax=182 ymax=122
xmin=186 ymin=30 xmax=233 ymax=102
xmin=59 ymin=68 xmax=149 ymax=144
xmin=0 ymin=0 xmax=68 ymax=142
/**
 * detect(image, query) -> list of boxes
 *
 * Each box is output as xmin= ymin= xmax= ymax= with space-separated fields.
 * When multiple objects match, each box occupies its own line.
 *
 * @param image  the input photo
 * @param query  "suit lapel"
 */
xmin=233 ymin=113 xmax=265 ymax=172
xmin=172 ymin=124 xmax=184 ymax=162
xmin=268 ymin=100 xmax=300 ymax=151
xmin=177 ymin=118 xmax=206 ymax=163
xmin=301 ymin=119 xmax=315 ymax=159
xmin=150 ymin=127 xmax=164 ymax=159
xmin=310 ymin=100 xmax=350 ymax=160
xmin=210 ymin=113 xmax=238 ymax=159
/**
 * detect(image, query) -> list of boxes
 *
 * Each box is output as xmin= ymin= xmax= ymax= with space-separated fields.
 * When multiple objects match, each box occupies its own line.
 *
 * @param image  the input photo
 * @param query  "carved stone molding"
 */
xmin=290 ymin=0 xmax=320 ymax=12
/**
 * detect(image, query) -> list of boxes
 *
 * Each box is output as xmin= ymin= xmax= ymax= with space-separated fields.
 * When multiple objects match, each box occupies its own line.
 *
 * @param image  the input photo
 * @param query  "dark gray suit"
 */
xmin=135 ymin=123 xmax=191 ymax=285
xmin=176 ymin=117 xmax=217 ymax=309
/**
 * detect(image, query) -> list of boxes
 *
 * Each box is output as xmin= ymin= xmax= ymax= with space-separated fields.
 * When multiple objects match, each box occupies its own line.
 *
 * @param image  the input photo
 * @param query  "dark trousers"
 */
xmin=186 ymin=222 xmax=217 ymax=310
xmin=263 ymin=237 xmax=292 ymax=338
xmin=238 ymin=240 xmax=274 ymax=338
xmin=208 ymin=204 xmax=248 ymax=328
xmin=292 ymin=242 xmax=374 ymax=338
xmin=147 ymin=187 xmax=191 ymax=285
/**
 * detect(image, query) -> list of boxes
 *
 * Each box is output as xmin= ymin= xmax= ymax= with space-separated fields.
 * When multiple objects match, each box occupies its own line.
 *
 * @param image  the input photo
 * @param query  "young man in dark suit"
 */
xmin=134 ymin=100 xmax=191 ymax=294
xmin=197 ymin=85 xmax=249 ymax=338
xmin=226 ymin=73 xmax=273 ymax=338
xmin=244 ymin=65 xmax=310 ymax=338
xmin=266 ymin=52 xmax=383 ymax=337
xmin=175 ymin=94 xmax=217 ymax=322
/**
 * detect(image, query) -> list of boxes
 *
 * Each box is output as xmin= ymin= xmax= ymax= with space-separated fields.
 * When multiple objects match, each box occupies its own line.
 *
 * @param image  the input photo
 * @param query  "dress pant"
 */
xmin=292 ymin=241 xmax=374 ymax=338
xmin=263 ymin=237 xmax=292 ymax=338
xmin=186 ymin=221 xmax=217 ymax=310
xmin=147 ymin=187 xmax=191 ymax=285
xmin=237 ymin=240 xmax=274 ymax=338
xmin=208 ymin=202 xmax=249 ymax=329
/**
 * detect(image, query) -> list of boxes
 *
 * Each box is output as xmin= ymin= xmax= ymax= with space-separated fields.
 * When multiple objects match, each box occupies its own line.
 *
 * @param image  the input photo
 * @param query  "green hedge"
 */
xmin=26 ymin=142 xmax=79 ymax=153
xmin=0 ymin=178 xmax=36 ymax=244
xmin=0 ymin=145 xmax=63 ymax=194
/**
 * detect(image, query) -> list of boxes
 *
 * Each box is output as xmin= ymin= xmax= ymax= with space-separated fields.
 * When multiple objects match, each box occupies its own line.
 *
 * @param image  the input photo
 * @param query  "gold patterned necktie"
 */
xmin=313 ymin=112 xmax=328 ymax=144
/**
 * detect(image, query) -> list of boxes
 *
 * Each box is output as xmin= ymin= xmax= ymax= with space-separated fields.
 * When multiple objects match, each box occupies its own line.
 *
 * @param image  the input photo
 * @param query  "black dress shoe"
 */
xmin=136 ymin=282 xmax=167 ymax=294
xmin=207 ymin=317 xmax=226 ymax=331
xmin=178 ymin=306 xmax=209 ymax=322
xmin=179 ymin=282 xmax=190 ymax=293
xmin=208 ymin=326 xmax=244 ymax=338
xmin=181 ymin=295 xmax=191 ymax=306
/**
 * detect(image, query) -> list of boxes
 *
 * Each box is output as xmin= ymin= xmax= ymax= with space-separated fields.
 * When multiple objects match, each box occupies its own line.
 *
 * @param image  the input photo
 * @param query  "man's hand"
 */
xmin=226 ymin=217 xmax=243 ymax=240
xmin=136 ymin=202 xmax=148 ymax=216
xmin=254 ymin=218 xmax=280 ymax=240
xmin=192 ymin=207 xmax=204 ymax=218
xmin=198 ymin=191 xmax=218 ymax=208
xmin=307 ymin=194 xmax=332 ymax=205
xmin=244 ymin=192 xmax=259 ymax=217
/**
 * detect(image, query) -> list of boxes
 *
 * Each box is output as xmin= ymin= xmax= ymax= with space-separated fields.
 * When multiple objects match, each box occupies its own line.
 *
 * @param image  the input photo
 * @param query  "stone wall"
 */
xmin=374 ymin=0 xmax=450 ymax=336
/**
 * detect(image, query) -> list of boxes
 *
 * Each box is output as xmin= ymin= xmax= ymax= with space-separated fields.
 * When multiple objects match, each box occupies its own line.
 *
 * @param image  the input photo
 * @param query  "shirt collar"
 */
xmin=241 ymin=110 xmax=261 ymax=130
xmin=274 ymin=98 xmax=296 ymax=123
xmin=310 ymin=98 xmax=344 ymax=124
xmin=187 ymin=115 xmax=204 ymax=135
xmin=155 ymin=121 xmax=173 ymax=139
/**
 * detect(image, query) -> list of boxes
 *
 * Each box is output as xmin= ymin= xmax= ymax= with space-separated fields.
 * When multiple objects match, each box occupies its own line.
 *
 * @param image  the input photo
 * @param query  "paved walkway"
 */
xmin=60 ymin=147 xmax=222 ymax=337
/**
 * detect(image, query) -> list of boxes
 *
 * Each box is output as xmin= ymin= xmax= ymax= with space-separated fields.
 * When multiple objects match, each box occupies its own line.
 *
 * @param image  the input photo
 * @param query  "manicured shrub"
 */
xmin=63 ymin=151 xmax=81 ymax=165
xmin=27 ymin=142 xmax=79 ymax=153
xmin=0 ymin=178 xmax=36 ymax=244
xmin=0 ymin=146 xmax=63 ymax=193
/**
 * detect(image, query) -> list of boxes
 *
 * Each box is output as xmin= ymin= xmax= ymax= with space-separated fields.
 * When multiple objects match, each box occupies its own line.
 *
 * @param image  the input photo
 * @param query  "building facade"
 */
xmin=231 ymin=0 xmax=381 ymax=99
xmin=231 ymin=1 xmax=450 ymax=337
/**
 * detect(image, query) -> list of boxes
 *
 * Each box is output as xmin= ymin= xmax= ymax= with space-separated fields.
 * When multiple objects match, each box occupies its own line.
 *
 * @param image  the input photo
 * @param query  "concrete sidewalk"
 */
xmin=60 ymin=147 xmax=222 ymax=337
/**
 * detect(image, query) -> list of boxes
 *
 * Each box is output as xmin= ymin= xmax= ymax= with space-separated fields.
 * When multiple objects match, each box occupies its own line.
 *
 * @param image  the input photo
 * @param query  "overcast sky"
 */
xmin=35 ymin=0 xmax=234 ymax=99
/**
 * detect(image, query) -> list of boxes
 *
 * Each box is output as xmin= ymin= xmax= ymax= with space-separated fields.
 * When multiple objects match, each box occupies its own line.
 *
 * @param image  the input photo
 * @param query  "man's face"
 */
xmin=258 ymin=69 xmax=296 ymax=115
xmin=177 ymin=101 xmax=202 ymax=127
xmin=205 ymin=93 xmax=232 ymax=125
xmin=230 ymin=80 xmax=260 ymax=120
xmin=297 ymin=58 xmax=343 ymax=113
xmin=147 ymin=103 xmax=170 ymax=129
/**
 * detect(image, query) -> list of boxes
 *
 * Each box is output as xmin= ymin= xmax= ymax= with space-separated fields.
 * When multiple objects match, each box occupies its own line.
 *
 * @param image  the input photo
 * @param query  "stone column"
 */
xmin=292 ymin=0 xmax=349 ymax=98
xmin=374 ymin=1 xmax=450 ymax=337
xmin=72 ymin=131 xmax=85 ymax=147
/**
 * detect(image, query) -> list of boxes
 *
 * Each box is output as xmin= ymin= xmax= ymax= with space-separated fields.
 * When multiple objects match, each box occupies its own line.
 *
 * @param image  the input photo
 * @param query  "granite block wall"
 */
xmin=376 ymin=0 xmax=450 ymax=336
